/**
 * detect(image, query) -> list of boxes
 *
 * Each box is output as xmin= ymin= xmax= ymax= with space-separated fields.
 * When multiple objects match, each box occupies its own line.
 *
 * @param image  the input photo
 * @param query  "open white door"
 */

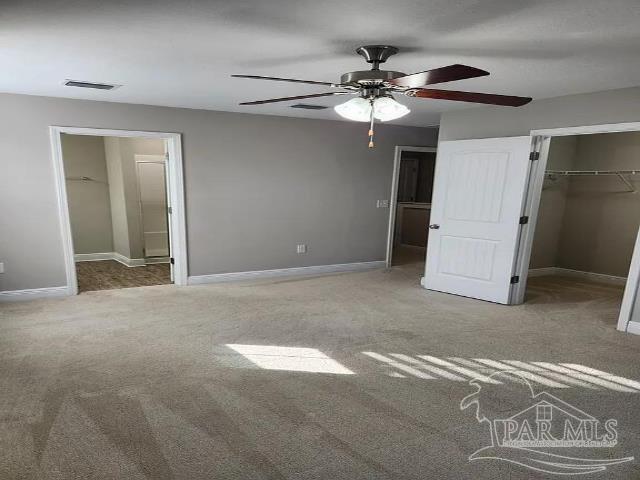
xmin=423 ymin=136 xmax=533 ymax=304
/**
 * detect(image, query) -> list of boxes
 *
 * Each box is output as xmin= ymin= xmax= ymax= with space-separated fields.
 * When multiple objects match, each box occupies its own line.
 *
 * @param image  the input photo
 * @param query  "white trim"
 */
xmin=74 ymin=252 xmax=114 ymax=262
xmin=144 ymin=256 xmax=170 ymax=264
xmin=509 ymin=136 xmax=547 ymax=304
xmin=50 ymin=128 xmax=78 ymax=295
xmin=386 ymin=146 xmax=437 ymax=268
xmin=626 ymin=321 xmax=640 ymax=336
xmin=188 ymin=261 xmax=385 ymax=285
xmin=528 ymin=267 xmax=627 ymax=286
xmin=0 ymin=286 xmax=71 ymax=302
xmin=531 ymin=122 xmax=640 ymax=137
xmin=112 ymin=252 xmax=146 ymax=267
xmin=49 ymin=126 xmax=188 ymax=296
xmin=618 ymin=227 xmax=640 ymax=332
xmin=135 ymin=155 xmax=171 ymax=260
xmin=74 ymin=252 xmax=168 ymax=266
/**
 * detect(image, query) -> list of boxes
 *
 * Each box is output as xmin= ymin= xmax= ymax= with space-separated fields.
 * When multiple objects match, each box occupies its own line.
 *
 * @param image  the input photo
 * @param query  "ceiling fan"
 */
xmin=233 ymin=45 xmax=532 ymax=147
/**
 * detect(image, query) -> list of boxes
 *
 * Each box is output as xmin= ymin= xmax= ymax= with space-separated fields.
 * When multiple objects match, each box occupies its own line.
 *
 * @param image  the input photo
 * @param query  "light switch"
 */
xmin=0 ymin=262 xmax=4 ymax=273
xmin=296 ymin=244 xmax=307 ymax=254
xmin=377 ymin=199 xmax=390 ymax=208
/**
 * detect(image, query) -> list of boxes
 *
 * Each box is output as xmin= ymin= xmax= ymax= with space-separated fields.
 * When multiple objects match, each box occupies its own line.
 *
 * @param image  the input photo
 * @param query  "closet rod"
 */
xmin=65 ymin=176 xmax=108 ymax=183
xmin=545 ymin=170 xmax=639 ymax=176
xmin=544 ymin=170 xmax=638 ymax=193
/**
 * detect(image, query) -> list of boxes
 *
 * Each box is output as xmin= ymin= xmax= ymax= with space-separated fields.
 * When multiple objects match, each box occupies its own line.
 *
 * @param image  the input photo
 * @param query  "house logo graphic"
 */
xmin=460 ymin=371 xmax=634 ymax=475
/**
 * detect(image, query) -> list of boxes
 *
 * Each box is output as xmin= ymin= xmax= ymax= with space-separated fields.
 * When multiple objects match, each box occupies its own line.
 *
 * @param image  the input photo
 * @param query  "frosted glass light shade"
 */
xmin=333 ymin=97 xmax=371 ymax=122
xmin=373 ymin=96 xmax=411 ymax=121
xmin=334 ymin=96 xmax=410 ymax=122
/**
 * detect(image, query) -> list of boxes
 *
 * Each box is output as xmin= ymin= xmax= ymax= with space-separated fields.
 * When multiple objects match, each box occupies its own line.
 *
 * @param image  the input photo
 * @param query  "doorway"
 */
xmin=50 ymin=127 xmax=187 ymax=294
xmin=511 ymin=124 xmax=640 ymax=334
xmin=386 ymin=146 xmax=437 ymax=271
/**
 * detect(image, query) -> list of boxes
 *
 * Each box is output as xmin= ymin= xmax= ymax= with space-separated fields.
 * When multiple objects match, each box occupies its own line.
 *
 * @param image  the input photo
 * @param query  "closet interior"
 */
xmin=526 ymin=131 xmax=640 ymax=325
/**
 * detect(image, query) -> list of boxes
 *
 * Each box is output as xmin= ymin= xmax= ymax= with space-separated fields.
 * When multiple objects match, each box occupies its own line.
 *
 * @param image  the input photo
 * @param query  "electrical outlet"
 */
xmin=296 ymin=244 xmax=307 ymax=254
xmin=376 ymin=199 xmax=390 ymax=208
xmin=0 ymin=262 xmax=3 ymax=273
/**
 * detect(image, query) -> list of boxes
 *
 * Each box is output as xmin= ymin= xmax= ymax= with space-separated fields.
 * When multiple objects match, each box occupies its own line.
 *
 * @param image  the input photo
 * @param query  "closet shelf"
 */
xmin=545 ymin=170 xmax=638 ymax=193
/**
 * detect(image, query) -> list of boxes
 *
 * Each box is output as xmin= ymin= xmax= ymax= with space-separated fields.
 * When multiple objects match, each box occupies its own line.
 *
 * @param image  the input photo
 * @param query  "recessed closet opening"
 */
xmin=526 ymin=131 xmax=640 ymax=327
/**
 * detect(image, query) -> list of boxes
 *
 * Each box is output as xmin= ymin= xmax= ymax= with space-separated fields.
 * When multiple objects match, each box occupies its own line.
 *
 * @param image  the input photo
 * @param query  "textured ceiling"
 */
xmin=1 ymin=0 xmax=639 ymax=126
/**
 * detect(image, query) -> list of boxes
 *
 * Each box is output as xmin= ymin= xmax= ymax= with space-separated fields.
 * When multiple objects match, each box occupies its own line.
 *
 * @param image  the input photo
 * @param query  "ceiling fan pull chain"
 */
xmin=368 ymin=99 xmax=375 ymax=148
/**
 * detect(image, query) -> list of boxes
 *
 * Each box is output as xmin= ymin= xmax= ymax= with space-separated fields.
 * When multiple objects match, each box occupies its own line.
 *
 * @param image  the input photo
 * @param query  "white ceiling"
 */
xmin=1 ymin=0 xmax=639 ymax=126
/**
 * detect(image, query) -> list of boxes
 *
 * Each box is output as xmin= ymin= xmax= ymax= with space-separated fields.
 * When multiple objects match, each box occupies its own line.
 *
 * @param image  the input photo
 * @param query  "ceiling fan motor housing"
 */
xmin=340 ymin=69 xmax=406 ymax=86
xmin=341 ymin=45 xmax=404 ymax=87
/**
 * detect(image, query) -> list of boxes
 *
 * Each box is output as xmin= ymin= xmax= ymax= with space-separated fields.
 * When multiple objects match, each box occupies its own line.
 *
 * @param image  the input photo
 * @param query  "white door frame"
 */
xmin=511 ymin=121 xmax=640 ymax=333
xmin=134 ymin=154 xmax=170 ymax=260
xmin=386 ymin=145 xmax=437 ymax=267
xmin=49 ymin=126 xmax=188 ymax=294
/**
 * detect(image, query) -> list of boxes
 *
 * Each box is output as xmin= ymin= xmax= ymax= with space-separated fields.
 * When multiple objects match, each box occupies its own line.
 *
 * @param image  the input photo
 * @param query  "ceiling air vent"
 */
xmin=64 ymin=79 xmax=120 ymax=90
xmin=290 ymin=104 xmax=329 ymax=110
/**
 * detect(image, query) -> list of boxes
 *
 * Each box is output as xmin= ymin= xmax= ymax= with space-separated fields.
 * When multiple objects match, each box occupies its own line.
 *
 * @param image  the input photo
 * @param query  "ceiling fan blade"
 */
xmin=232 ymin=74 xmax=337 ymax=87
xmin=239 ymin=91 xmax=353 ymax=106
xmin=408 ymin=88 xmax=532 ymax=107
xmin=389 ymin=64 xmax=489 ymax=88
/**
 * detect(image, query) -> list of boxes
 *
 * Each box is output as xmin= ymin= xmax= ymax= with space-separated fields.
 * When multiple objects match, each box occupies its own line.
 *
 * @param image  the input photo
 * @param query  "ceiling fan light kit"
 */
xmin=333 ymin=95 xmax=410 ymax=123
xmin=233 ymin=45 xmax=532 ymax=147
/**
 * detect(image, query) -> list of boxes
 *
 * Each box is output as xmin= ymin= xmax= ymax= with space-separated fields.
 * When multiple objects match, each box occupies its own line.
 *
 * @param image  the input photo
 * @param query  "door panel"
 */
xmin=424 ymin=136 xmax=532 ymax=304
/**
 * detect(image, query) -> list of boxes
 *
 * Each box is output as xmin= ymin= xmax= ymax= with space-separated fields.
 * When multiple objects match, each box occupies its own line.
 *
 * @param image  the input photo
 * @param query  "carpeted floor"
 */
xmin=76 ymin=260 xmax=171 ymax=293
xmin=0 ymin=263 xmax=639 ymax=479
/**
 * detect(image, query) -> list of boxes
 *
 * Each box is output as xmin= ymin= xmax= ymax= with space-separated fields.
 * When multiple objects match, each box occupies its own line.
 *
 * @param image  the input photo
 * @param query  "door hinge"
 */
xmin=168 ymin=206 xmax=173 ymax=214
xmin=510 ymin=275 xmax=520 ymax=284
xmin=519 ymin=215 xmax=529 ymax=225
xmin=530 ymin=151 xmax=540 ymax=161
xmin=170 ymin=257 xmax=175 ymax=265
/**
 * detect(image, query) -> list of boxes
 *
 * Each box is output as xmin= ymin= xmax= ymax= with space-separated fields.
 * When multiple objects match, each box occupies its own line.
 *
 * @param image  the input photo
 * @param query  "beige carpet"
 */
xmin=0 ymin=265 xmax=639 ymax=479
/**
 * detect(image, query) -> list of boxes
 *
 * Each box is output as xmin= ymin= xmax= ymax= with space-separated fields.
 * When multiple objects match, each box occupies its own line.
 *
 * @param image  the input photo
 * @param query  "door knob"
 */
xmin=429 ymin=224 xmax=440 ymax=229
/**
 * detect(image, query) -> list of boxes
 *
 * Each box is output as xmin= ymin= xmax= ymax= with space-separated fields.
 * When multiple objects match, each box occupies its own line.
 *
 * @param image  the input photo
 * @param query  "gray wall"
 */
xmin=0 ymin=93 xmax=437 ymax=291
xmin=61 ymin=134 xmax=113 ymax=254
xmin=439 ymin=87 xmax=640 ymax=141
xmin=529 ymin=136 xmax=577 ymax=269
xmin=557 ymin=132 xmax=640 ymax=277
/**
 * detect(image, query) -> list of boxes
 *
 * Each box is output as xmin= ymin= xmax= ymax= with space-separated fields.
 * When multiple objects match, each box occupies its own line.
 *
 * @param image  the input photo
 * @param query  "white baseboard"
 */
xmin=0 ymin=286 xmax=71 ymax=302
xmin=188 ymin=261 xmax=385 ymax=285
xmin=74 ymin=252 xmax=146 ymax=267
xmin=112 ymin=252 xmax=146 ymax=267
xmin=528 ymin=267 xmax=627 ymax=286
xmin=625 ymin=321 xmax=640 ymax=335
xmin=623 ymin=322 xmax=640 ymax=335
xmin=74 ymin=252 xmax=114 ymax=262
xmin=144 ymin=256 xmax=170 ymax=264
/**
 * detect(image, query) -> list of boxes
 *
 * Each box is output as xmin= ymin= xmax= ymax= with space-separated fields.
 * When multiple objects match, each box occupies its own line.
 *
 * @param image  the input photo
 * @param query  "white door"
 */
xmin=136 ymin=160 xmax=170 ymax=258
xmin=423 ymin=136 xmax=533 ymax=304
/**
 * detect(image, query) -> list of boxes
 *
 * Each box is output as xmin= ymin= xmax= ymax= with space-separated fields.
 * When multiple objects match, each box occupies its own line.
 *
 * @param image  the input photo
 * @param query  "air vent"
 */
xmin=64 ymin=80 xmax=120 ymax=90
xmin=290 ymin=104 xmax=329 ymax=110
